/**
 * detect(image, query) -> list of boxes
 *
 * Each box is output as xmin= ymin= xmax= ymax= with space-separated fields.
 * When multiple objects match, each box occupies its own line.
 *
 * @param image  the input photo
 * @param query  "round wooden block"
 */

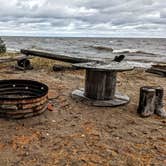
xmin=71 ymin=89 xmax=130 ymax=107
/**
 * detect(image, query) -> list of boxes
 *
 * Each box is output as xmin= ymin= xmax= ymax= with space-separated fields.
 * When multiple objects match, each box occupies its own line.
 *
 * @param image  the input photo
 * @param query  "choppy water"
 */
xmin=1 ymin=36 xmax=166 ymax=66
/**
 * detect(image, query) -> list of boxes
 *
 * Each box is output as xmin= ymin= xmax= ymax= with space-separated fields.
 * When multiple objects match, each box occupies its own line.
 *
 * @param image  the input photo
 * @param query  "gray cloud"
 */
xmin=0 ymin=0 xmax=165 ymax=37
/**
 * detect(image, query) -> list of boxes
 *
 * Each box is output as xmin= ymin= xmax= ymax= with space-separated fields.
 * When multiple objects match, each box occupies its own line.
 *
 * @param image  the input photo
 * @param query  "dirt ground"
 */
xmin=0 ymin=60 xmax=165 ymax=166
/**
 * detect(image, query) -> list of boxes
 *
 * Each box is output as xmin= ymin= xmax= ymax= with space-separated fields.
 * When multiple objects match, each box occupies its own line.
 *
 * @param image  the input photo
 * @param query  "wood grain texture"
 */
xmin=85 ymin=70 xmax=116 ymax=100
xmin=21 ymin=49 xmax=95 ymax=63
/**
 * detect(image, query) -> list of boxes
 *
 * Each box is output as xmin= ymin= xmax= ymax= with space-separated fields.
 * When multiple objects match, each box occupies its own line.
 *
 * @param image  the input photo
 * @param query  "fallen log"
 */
xmin=146 ymin=67 xmax=166 ymax=77
xmin=21 ymin=49 xmax=96 ymax=63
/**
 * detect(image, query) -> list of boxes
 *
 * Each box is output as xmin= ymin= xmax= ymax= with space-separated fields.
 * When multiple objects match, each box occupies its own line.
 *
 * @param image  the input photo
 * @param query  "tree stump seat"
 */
xmin=137 ymin=86 xmax=166 ymax=118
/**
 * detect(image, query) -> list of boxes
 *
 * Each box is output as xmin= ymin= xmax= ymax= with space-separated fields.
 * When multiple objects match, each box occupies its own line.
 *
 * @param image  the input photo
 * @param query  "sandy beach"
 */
xmin=0 ymin=55 xmax=165 ymax=165
xmin=0 ymin=0 xmax=166 ymax=165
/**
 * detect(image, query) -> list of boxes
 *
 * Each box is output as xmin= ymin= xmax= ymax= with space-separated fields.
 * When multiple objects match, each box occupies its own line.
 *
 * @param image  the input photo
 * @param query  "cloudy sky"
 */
xmin=0 ymin=0 xmax=165 ymax=37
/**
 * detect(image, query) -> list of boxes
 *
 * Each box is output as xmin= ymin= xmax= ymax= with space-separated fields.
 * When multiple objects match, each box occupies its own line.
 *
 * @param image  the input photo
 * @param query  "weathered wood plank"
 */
xmin=21 ymin=49 xmax=95 ymax=63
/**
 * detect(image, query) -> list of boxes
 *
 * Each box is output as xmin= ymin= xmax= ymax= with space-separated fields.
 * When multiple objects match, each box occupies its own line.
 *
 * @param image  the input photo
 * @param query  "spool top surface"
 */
xmin=73 ymin=61 xmax=134 ymax=72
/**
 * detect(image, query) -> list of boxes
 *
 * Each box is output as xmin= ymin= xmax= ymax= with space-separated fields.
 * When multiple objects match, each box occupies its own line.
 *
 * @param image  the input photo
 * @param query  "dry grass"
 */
xmin=31 ymin=57 xmax=72 ymax=70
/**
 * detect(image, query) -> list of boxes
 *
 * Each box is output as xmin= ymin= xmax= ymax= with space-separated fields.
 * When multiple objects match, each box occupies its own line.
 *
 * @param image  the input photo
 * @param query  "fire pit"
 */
xmin=0 ymin=79 xmax=48 ymax=119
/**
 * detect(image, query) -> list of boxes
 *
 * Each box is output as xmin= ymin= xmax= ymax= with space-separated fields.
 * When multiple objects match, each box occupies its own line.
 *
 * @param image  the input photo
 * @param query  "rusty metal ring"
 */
xmin=0 ymin=79 xmax=49 ymax=119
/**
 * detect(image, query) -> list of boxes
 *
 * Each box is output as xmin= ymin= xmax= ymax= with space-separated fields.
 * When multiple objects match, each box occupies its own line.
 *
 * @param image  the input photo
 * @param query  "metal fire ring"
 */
xmin=0 ymin=79 xmax=49 ymax=119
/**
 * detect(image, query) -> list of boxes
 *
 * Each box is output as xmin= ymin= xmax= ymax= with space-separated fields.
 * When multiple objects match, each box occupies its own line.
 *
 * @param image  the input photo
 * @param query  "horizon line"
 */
xmin=1 ymin=35 xmax=166 ymax=39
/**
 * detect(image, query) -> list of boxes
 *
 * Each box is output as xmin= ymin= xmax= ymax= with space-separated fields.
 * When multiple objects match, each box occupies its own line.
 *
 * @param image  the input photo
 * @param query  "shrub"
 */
xmin=0 ymin=37 xmax=6 ymax=53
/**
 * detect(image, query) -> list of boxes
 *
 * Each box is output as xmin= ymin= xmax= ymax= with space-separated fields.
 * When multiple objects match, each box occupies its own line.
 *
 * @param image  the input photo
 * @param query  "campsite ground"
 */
xmin=0 ymin=55 xmax=165 ymax=166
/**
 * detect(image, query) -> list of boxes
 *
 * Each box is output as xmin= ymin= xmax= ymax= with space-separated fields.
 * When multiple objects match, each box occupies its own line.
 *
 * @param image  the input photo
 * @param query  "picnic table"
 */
xmin=72 ymin=61 xmax=134 ymax=106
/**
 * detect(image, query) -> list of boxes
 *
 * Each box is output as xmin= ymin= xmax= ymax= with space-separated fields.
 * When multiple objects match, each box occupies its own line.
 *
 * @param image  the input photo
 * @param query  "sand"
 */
xmin=0 ymin=58 xmax=165 ymax=166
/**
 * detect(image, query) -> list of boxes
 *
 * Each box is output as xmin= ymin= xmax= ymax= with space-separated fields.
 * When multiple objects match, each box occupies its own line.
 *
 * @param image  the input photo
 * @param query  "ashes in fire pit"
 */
xmin=0 ymin=79 xmax=48 ymax=119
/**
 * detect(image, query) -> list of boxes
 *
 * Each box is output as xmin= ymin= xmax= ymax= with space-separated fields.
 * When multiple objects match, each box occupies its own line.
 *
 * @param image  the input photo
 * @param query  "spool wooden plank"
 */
xmin=72 ymin=89 xmax=129 ymax=107
xmin=73 ymin=61 xmax=134 ymax=72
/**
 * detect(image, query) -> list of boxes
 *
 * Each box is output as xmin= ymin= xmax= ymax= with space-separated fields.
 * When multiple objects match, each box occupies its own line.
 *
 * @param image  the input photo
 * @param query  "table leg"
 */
xmin=85 ymin=69 xmax=117 ymax=100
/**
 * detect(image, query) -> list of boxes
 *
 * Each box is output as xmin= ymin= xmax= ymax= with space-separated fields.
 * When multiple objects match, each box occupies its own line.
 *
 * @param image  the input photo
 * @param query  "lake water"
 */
xmin=2 ymin=36 xmax=166 ymax=66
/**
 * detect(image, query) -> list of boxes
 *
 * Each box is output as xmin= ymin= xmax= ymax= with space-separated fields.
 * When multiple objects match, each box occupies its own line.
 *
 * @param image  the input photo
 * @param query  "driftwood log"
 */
xmin=137 ymin=86 xmax=166 ymax=118
xmin=146 ymin=67 xmax=166 ymax=77
xmin=21 ymin=49 xmax=95 ymax=63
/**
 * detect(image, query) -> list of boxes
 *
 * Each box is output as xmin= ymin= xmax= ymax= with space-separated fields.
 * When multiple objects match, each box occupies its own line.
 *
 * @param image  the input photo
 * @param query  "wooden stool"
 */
xmin=71 ymin=61 xmax=134 ymax=107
